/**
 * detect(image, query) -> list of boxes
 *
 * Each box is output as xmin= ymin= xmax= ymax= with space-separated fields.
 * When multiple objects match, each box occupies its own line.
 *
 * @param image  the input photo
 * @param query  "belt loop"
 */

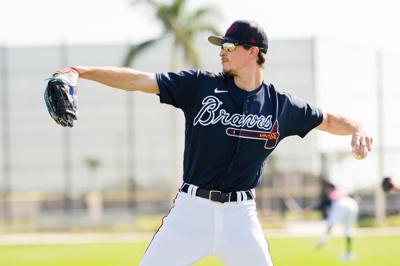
xmin=250 ymin=189 xmax=256 ymax=199
xmin=192 ymin=186 xmax=198 ymax=196
xmin=188 ymin=184 xmax=198 ymax=197
xmin=236 ymin=191 xmax=242 ymax=201
xmin=241 ymin=191 xmax=247 ymax=201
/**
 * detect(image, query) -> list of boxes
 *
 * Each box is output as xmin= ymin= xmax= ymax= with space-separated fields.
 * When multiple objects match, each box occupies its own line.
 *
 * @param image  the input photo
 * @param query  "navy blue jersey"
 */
xmin=156 ymin=70 xmax=323 ymax=192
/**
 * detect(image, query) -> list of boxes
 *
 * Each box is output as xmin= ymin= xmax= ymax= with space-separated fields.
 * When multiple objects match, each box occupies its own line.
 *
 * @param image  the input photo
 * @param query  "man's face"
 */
xmin=219 ymin=43 xmax=254 ymax=76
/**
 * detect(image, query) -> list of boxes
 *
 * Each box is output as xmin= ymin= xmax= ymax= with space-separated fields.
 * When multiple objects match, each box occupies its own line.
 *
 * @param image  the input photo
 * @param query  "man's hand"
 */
xmin=351 ymin=129 xmax=373 ymax=160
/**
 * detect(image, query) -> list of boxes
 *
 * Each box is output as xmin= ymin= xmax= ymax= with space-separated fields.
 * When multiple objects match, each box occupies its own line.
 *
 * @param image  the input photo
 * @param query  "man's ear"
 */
xmin=249 ymin=47 xmax=259 ymax=59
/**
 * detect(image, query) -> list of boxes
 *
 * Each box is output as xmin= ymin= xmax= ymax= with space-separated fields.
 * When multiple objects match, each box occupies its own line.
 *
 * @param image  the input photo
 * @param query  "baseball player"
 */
xmin=55 ymin=20 xmax=373 ymax=265
xmin=382 ymin=177 xmax=400 ymax=193
xmin=315 ymin=182 xmax=359 ymax=262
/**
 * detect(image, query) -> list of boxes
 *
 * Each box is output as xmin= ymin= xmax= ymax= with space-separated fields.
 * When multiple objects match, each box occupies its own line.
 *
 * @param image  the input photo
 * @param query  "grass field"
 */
xmin=0 ymin=235 xmax=399 ymax=266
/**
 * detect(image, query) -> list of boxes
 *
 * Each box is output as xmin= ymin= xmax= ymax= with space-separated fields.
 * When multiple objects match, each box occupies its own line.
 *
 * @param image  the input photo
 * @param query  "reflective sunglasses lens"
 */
xmin=222 ymin=42 xmax=236 ymax=52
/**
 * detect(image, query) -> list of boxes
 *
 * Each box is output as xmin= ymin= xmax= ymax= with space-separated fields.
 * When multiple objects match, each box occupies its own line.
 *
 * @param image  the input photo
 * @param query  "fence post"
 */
xmin=1 ymin=45 xmax=12 ymax=225
xmin=375 ymin=50 xmax=386 ymax=225
xmin=59 ymin=43 xmax=74 ymax=221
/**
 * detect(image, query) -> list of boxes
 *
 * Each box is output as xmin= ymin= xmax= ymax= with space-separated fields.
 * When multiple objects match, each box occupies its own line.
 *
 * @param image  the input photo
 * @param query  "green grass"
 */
xmin=0 ymin=235 xmax=398 ymax=266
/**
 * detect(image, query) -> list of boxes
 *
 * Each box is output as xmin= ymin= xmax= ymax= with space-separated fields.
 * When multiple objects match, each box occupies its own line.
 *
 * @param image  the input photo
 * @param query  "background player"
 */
xmin=53 ymin=20 xmax=373 ymax=265
xmin=383 ymin=177 xmax=400 ymax=193
xmin=315 ymin=182 xmax=359 ymax=262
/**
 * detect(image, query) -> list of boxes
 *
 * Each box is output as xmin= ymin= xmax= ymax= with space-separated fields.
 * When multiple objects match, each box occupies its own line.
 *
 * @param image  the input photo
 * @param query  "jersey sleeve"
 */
xmin=281 ymin=93 xmax=324 ymax=138
xmin=156 ymin=70 xmax=198 ymax=112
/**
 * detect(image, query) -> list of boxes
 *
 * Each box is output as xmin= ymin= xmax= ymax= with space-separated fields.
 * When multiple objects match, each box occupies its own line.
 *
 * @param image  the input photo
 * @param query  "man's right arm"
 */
xmin=73 ymin=66 xmax=160 ymax=94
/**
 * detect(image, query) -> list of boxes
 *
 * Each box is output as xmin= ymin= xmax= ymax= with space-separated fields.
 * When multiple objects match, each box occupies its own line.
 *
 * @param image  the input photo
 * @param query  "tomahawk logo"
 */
xmin=226 ymin=121 xmax=280 ymax=149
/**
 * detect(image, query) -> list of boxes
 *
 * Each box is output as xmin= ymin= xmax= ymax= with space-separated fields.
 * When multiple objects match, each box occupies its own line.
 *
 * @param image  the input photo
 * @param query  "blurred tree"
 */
xmin=84 ymin=157 xmax=101 ymax=191
xmin=123 ymin=0 xmax=220 ymax=69
xmin=122 ymin=0 xmax=220 ymax=205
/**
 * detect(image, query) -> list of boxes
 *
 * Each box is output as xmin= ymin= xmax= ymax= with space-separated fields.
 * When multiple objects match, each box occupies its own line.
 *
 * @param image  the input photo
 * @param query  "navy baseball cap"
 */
xmin=208 ymin=20 xmax=268 ymax=53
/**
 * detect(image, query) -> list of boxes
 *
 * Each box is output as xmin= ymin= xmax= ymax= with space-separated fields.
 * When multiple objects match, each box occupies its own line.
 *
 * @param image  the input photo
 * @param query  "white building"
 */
xmin=1 ymin=38 xmax=399 ymax=194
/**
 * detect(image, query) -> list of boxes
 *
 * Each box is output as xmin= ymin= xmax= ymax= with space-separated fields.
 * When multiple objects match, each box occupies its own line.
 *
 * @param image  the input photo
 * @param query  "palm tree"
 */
xmin=122 ymin=0 xmax=220 ymax=204
xmin=84 ymin=157 xmax=101 ymax=191
xmin=123 ymin=0 xmax=220 ymax=69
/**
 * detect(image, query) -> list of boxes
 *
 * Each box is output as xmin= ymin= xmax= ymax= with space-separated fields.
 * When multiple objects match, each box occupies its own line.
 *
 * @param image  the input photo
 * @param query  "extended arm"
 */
xmin=45 ymin=66 xmax=160 ymax=127
xmin=393 ymin=180 xmax=400 ymax=192
xmin=72 ymin=66 xmax=160 ymax=94
xmin=316 ymin=112 xmax=373 ymax=157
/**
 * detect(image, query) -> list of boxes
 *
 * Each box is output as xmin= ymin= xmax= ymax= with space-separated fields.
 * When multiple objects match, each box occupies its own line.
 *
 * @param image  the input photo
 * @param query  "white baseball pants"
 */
xmin=327 ymin=197 xmax=359 ymax=236
xmin=140 ymin=186 xmax=273 ymax=265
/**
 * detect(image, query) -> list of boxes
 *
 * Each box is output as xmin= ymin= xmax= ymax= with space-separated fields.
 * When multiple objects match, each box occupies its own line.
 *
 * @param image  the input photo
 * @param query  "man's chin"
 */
xmin=222 ymin=68 xmax=235 ymax=77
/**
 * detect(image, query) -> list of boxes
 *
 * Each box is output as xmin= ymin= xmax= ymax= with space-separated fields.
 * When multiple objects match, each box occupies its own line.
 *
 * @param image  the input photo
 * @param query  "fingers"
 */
xmin=53 ymin=68 xmax=79 ymax=87
xmin=55 ymin=67 xmax=80 ymax=76
xmin=351 ymin=134 xmax=362 ymax=151
xmin=56 ymin=67 xmax=75 ymax=74
xmin=366 ymin=136 xmax=373 ymax=151
xmin=351 ymin=134 xmax=373 ymax=152
xmin=351 ymin=131 xmax=372 ymax=160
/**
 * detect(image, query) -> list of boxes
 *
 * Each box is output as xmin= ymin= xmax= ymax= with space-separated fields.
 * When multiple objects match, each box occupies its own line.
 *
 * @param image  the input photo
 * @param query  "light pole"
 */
xmin=126 ymin=93 xmax=136 ymax=208
xmin=60 ymin=44 xmax=73 ymax=213
xmin=1 ymin=46 xmax=11 ymax=224
xmin=375 ymin=50 xmax=385 ymax=225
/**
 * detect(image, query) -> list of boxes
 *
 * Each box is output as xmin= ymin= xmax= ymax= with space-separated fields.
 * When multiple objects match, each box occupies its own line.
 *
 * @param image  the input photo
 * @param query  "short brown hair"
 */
xmin=243 ymin=45 xmax=266 ymax=67
xmin=257 ymin=51 xmax=266 ymax=66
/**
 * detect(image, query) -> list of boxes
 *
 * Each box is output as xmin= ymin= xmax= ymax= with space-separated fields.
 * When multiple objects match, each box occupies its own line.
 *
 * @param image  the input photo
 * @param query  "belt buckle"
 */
xmin=209 ymin=190 xmax=222 ymax=202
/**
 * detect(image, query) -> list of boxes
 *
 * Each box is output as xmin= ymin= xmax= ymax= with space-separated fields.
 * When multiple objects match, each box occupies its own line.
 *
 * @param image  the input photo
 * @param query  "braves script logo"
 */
xmin=193 ymin=96 xmax=279 ymax=149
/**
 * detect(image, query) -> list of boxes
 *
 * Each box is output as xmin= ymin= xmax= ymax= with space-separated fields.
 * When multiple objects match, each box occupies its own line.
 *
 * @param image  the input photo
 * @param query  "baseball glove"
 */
xmin=44 ymin=68 xmax=79 ymax=127
xmin=382 ymin=177 xmax=394 ymax=193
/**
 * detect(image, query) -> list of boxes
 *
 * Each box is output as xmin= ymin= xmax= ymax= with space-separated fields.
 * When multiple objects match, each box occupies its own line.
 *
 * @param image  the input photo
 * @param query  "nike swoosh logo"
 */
xmin=214 ymin=88 xmax=228 ymax=93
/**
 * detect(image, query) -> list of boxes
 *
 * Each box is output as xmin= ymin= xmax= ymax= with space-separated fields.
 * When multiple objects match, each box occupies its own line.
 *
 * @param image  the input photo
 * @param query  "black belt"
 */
xmin=180 ymin=183 xmax=254 ymax=203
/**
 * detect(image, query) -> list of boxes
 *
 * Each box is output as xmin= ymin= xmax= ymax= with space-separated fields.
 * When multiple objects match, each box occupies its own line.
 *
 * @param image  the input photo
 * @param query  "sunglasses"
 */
xmin=221 ymin=42 xmax=240 ymax=52
xmin=221 ymin=42 xmax=253 ymax=52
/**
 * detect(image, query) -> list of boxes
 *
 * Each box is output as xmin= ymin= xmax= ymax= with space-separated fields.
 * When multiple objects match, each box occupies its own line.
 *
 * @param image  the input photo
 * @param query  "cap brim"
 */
xmin=208 ymin=35 xmax=242 ymax=47
xmin=208 ymin=36 xmax=224 ymax=46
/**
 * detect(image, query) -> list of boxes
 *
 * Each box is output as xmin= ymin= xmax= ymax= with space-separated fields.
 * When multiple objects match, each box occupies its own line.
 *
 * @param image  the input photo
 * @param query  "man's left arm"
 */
xmin=316 ymin=112 xmax=373 ymax=158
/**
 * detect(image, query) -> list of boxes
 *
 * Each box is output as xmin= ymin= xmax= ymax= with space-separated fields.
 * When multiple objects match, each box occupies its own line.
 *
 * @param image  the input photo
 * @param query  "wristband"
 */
xmin=70 ymin=67 xmax=81 ymax=76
